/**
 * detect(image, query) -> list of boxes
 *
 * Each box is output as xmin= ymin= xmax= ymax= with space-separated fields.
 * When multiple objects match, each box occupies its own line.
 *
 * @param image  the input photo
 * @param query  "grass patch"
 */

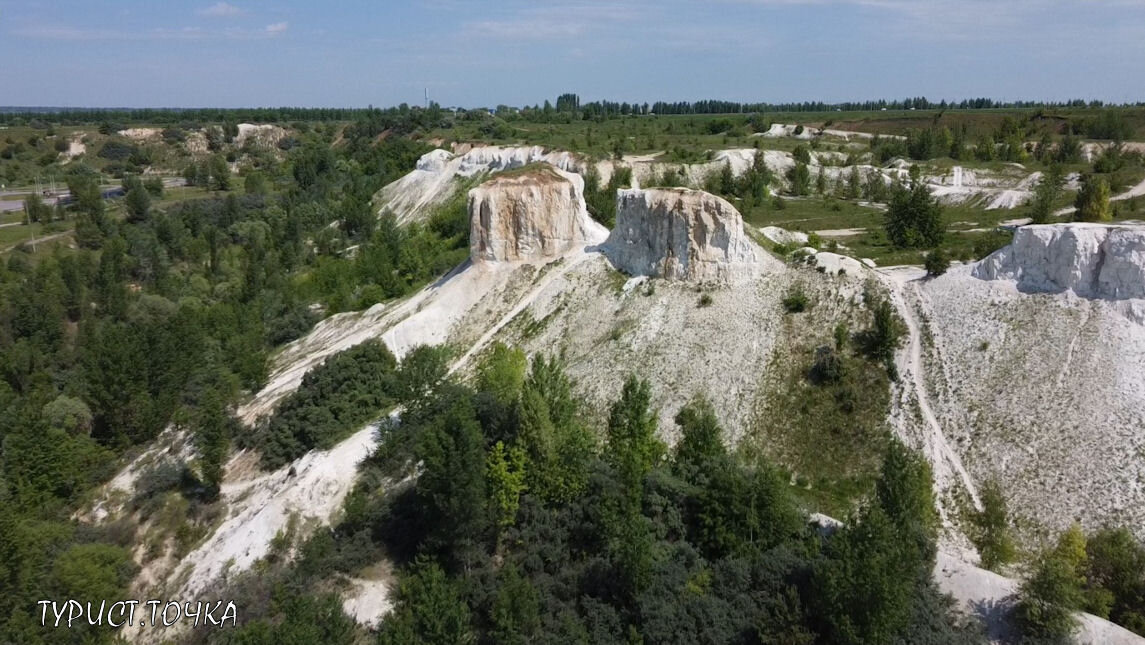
xmin=745 ymin=300 xmax=894 ymax=516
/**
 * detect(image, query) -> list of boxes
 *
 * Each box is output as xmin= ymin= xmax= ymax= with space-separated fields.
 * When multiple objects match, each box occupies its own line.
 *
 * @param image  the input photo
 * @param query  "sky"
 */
xmin=1 ymin=0 xmax=1144 ymax=109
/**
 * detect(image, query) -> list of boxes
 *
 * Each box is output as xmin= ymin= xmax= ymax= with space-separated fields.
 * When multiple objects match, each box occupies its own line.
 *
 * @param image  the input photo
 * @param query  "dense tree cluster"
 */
xmin=247 ymin=341 xmax=400 ymax=469
xmin=0 ymin=108 xmax=468 ymax=644
xmin=217 ymin=346 xmax=983 ymax=645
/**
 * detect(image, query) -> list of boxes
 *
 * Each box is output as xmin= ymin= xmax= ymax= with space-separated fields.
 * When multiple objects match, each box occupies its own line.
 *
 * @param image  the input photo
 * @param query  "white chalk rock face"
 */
xmin=604 ymin=188 xmax=763 ymax=283
xmin=468 ymin=166 xmax=606 ymax=263
xmin=974 ymin=223 xmax=1145 ymax=300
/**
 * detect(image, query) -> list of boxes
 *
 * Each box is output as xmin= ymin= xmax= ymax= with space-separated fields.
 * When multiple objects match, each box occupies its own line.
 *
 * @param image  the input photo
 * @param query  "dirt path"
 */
xmin=1 ymin=230 xmax=72 ymax=253
xmin=1053 ymin=174 xmax=1145 ymax=219
xmin=878 ymin=268 xmax=982 ymax=514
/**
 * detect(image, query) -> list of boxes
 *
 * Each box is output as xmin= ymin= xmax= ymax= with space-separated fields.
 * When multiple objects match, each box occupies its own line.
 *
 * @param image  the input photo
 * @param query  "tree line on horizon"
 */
xmin=3 ymin=95 xmax=1142 ymax=128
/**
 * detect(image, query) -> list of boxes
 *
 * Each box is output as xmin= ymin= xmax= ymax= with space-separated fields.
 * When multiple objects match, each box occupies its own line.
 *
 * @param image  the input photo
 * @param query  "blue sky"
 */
xmin=2 ymin=0 xmax=1143 ymax=108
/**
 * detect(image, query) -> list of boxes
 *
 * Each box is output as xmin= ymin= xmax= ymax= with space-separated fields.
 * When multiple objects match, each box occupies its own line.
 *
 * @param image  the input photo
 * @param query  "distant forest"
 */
xmin=2 ymin=94 xmax=1142 ymax=126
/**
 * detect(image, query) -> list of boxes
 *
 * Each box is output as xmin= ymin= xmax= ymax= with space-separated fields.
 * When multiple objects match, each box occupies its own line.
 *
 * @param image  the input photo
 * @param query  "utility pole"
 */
xmin=425 ymin=88 xmax=429 ymax=110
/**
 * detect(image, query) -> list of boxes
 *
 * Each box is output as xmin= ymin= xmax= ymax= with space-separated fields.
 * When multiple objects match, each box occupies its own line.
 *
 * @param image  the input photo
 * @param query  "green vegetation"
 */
xmin=584 ymin=166 xmax=632 ymax=227
xmin=0 ymin=108 xmax=467 ymax=644
xmin=3 ymin=99 xmax=1145 ymax=643
xmin=247 ymin=341 xmax=399 ymax=469
xmin=1014 ymin=521 xmax=1145 ymax=641
xmin=924 ymin=247 xmax=951 ymax=277
xmin=782 ymin=284 xmax=811 ymax=312
xmin=967 ymin=479 xmax=1016 ymax=572
xmin=214 ymin=347 xmax=979 ymax=645
xmin=1030 ymin=165 xmax=1066 ymax=224
xmin=885 ymin=180 xmax=944 ymax=249
xmin=1074 ymin=175 xmax=1112 ymax=222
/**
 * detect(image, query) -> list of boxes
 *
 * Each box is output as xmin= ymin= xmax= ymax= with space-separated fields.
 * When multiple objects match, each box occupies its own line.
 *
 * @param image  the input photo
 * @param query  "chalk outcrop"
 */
xmin=377 ymin=146 xmax=584 ymax=223
xmin=974 ymin=223 xmax=1145 ymax=300
xmin=468 ymin=166 xmax=606 ymax=263
xmin=604 ymin=188 xmax=765 ymax=283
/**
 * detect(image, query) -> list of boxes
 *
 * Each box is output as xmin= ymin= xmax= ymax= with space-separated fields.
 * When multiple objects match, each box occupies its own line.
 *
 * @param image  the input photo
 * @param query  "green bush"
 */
xmin=924 ymin=248 xmax=950 ymax=277
xmin=782 ymin=286 xmax=810 ymax=313
xmin=252 ymin=341 xmax=400 ymax=469
xmin=809 ymin=345 xmax=845 ymax=385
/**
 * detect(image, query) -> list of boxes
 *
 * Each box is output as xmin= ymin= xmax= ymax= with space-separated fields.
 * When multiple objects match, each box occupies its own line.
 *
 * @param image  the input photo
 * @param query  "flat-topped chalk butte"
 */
xmin=604 ymin=187 xmax=773 ymax=283
xmin=468 ymin=165 xmax=607 ymax=263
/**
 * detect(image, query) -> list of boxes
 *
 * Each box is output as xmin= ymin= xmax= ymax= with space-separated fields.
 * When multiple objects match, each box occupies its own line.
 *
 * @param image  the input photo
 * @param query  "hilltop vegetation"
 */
xmin=204 ymin=348 xmax=983 ymax=645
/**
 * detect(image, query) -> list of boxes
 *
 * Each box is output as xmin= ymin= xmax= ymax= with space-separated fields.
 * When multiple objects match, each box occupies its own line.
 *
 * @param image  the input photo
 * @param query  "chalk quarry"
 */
xmin=86 ymin=151 xmax=1145 ymax=643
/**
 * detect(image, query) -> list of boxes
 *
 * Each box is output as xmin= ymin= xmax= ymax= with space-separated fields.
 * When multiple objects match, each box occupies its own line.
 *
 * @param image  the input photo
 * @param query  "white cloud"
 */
xmin=265 ymin=22 xmax=289 ymax=35
xmin=200 ymin=2 xmax=243 ymax=17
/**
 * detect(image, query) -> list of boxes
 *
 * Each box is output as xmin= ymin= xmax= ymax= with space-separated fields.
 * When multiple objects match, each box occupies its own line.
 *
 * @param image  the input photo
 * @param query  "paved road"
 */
xmin=0 ymin=177 xmax=186 ymax=213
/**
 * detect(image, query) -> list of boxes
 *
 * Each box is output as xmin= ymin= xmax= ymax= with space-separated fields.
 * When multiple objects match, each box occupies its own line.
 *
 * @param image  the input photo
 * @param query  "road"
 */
xmin=0 ymin=177 xmax=186 ymax=213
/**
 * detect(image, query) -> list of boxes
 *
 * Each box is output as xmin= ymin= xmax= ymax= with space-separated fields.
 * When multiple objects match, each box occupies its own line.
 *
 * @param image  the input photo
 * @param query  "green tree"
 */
xmin=969 ymin=479 xmax=1016 ymax=571
xmin=885 ymin=181 xmax=944 ymax=248
xmin=195 ymin=389 xmax=231 ymax=496
xmin=607 ymin=376 xmax=664 ymax=490
xmin=672 ymin=397 xmax=725 ymax=479
xmin=1074 ymin=175 xmax=1112 ymax=222
xmin=22 ymin=193 xmax=52 ymax=224
xmin=379 ymin=556 xmax=475 ymax=645
xmin=605 ymin=376 xmax=664 ymax=595
xmin=395 ymin=344 xmax=452 ymax=410
xmin=486 ymin=440 xmax=528 ymax=533
xmin=490 ymin=564 xmax=541 ymax=645
xmin=478 ymin=343 xmax=527 ymax=409
xmin=738 ymin=150 xmax=772 ymax=202
xmin=245 ymin=171 xmax=268 ymax=195
xmin=874 ymin=440 xmax=938 ymax=575
xmin=847 ymin=166 xmax=862 ymax=200
xmin=813 ymin=505 xmax=916 ymax=645
xmin=517 ymin=355 xmax=593 ymax=504
xmin=124 ymin=186 xmax=151 ymax=222
xmin=787 ymin=161 xmax=811 ymax=196
xmin=1016 ymin=548 xmax=1083 ymax=642
xmin=209 ymin=155 xmax=232 ymax=191
xmin=52 ymin=543 xmax=137 ymax=604
xmin=1030 ymin=165 xmax=1066 ymax=225
xmin=1085 ymin=528 xmax=1145 ymax=632
xmin=42 ymin=395 xmax=92 ymax=435
xmin=861 ymin=296 xmax=904 ymax=364
xmin=416 ymin=395 xmax=489 ymax=565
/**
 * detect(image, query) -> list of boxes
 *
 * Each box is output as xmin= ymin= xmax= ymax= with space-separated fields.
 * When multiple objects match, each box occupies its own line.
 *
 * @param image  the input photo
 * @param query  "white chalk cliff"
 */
xmin=974 ymin=223 xmax=1145 ymax=301
xmin=469 ymin=166 xmax=607 ymax=263
xmin=604 ymin=188 xmax=767 ymax=283
xmin=377 ymin=146 xmax=584 ymax=223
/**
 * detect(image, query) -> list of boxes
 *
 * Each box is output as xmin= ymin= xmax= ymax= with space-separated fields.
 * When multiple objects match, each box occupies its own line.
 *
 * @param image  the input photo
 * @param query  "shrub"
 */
xmin=97 ymin=140 xmax=138 ymax=161
xmin=253 ymin=341 xmax=400 ymax=469
xmin=782 ymin=286 xmax=810 ymax=313
xmin=698 ymin=293 xmax=713 ymax=307
xmin=809 ymin=345 xmax=845 ymax=385
xmin=924 ymin=248 xmax=950 ymax=277
xmin=973 ymin=229 xmax=1013 ymax=260
xmin=833 ymin=322 xmax=849 ymax=350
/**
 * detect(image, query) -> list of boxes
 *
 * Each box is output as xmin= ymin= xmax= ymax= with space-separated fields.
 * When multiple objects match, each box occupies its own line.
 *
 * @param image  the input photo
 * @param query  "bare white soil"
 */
xmin=909 ymin=264 xmax=1145 ymax=542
